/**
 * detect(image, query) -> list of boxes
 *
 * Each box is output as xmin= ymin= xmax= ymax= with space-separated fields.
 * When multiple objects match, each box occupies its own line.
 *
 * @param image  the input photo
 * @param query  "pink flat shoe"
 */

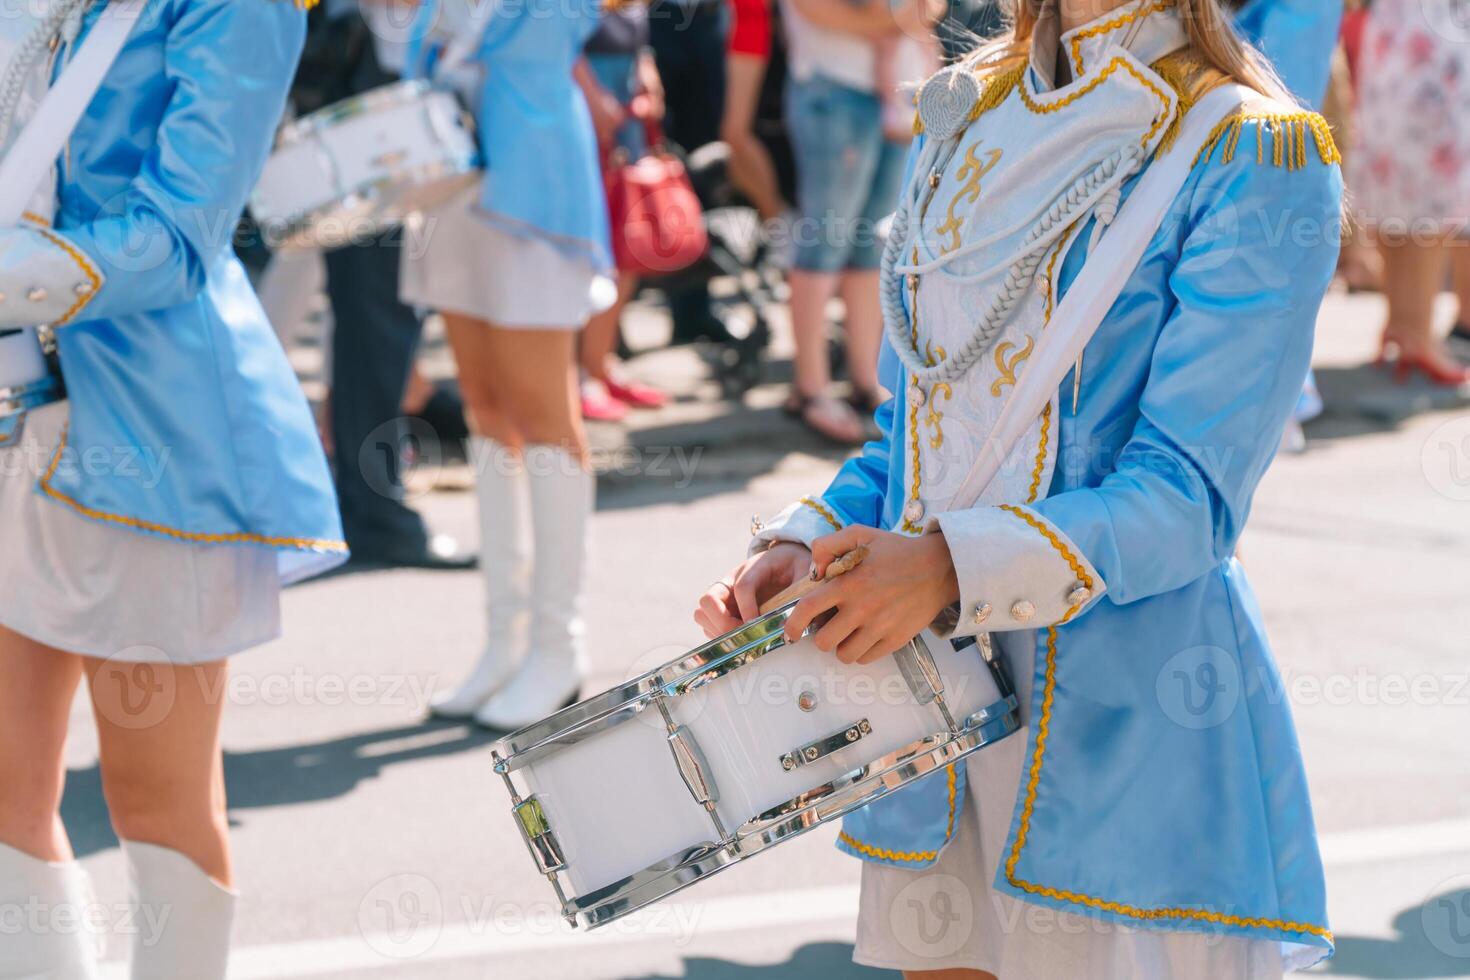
xmin=581 ymin=379 xmax=628 ymax=422
xmin=603 ymin=372 xmax=668 ymax=410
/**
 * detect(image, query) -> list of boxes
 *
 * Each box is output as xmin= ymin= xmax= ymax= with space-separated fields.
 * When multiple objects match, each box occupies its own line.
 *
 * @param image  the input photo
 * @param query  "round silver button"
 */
xmin=27 ymin=287 xmax=47 ymax=303
xmin=73 ymin=282 xmax=91 ymax=297
xmin=908 ymin=384 xmax=926 ymax=408
xmin=797 ymin=690 xmax=818 ymax=712
xmin=972 ymin=602 xmax=993 ymax=625
xmin=903 ymin=500 xmax=925 ymax=524
xmin=1012 ymin=600 xmax=1037 ymax=622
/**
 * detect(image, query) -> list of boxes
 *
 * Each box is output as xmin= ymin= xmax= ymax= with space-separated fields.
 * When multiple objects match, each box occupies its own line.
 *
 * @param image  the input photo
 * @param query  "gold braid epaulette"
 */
xmin=1150 ymin=51 xmax=1340 ymax=169
xmin=1192 ymin=108 xmax=1341 ymax=169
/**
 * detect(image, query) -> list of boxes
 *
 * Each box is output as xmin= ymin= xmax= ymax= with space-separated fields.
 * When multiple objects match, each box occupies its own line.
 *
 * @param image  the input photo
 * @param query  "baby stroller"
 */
xmin=627 ymin=24 xmax=797 ymax=398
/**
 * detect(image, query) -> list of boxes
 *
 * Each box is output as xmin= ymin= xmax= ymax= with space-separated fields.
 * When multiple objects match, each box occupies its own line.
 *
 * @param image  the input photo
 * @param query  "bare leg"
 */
xmin=1450 ymin=243 xmax=1470 ymax=328
xmin=0 ymin=626 xmax=80 ymax=862
xmin=839 ymin=268 xmax=884 ymax=404
xmin=442 ymin=314 xmax=586 ymax=455
xmin=580 ymin=274 xmax=640 ymax=381
xmin=86 ymin=657 xmax=232 ymax=885
xmin=722 ymin=54 xmax=786 ymax=221
xmin=1379 ymin=235 xmax=1447 ymax=356
xmin=787 ymin=268 xmax=864 ymax=442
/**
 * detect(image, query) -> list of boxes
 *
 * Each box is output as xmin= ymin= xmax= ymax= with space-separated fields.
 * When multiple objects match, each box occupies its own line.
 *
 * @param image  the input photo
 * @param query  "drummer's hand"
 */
xmin=694 ymin=543 xmax=811 ymax=639
xmin=784 ymin=526 xmax=959 ymax=665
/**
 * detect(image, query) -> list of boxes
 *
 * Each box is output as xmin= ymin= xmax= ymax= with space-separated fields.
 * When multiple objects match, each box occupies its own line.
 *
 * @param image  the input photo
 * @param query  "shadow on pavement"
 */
xmin=60 ymin=719 xmax=499 ymax=858
xmin=630 ymin=942 xmax=898 ymax=979
xmin=1309 ymin=364 xmax=1470 ymax=443
xmin=1323 ymin=888 xmax=1470 ymax=978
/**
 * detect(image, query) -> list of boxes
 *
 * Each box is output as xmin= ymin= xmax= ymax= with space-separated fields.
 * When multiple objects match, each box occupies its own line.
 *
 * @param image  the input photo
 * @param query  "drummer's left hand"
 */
xmin=783 ymin=526 xmax=960 ymax=665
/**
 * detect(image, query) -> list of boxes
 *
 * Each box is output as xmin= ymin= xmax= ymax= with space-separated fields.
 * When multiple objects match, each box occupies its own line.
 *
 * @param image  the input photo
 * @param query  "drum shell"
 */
xmin=510 ymin=622 xmax=1004 ymax=899
xmin=251 ymin=81 xmax=481 ymax=251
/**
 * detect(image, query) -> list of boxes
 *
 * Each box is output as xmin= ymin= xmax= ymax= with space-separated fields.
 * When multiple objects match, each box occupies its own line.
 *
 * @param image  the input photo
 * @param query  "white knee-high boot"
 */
xmin=123 ymin=841 xmax=235 ymax=980
xmin=474 ymin=444 xmax=590 ymax=731
xmin=429 ymin=436 xmax=532 ymax=718
xmin=0 ymin=842 xmax=101 ymax=979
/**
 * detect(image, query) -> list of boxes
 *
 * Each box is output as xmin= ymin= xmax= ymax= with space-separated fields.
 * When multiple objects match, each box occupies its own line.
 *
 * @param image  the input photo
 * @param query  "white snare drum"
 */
xmin=493 ymin=607 xmax=1020 ymax=929
xmin=251 ymin=80 xmax=481 ymax=251
xmin=0 ymin=325 xmax=63 ymax=423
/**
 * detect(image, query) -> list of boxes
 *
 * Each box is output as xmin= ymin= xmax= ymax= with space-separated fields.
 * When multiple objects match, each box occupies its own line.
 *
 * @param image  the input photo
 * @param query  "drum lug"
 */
xmin=512 ymin=796 xmax=568 ymax=876
xmin=780 ymin=718 xmax=873 ymax=772
xmin=894 ymin=637 xmax=944 ymax=705
xmin=667 ymin=726 xmax=718 ymax=810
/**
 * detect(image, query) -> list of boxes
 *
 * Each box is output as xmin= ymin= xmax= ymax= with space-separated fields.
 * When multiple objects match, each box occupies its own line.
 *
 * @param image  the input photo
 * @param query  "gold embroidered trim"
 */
xmin=1068 ymin=0 xmax=1176 ymax=76
xmin=1149 ymin=52 xmax=1231 ymax=154
xmin=1004 ymin=628 xmax=1335 ymax=943
xmin=990 ymin=337 xmax=1034 ymax=397
xmin=800 ymin=495 xmax=844 ymax=532
xmin=22 ymin=211 xmax=51 ymax=227
xmin=1192 ymin=111 xmax=1340 ymax=170
xmin=1019 ymin=56 xmax=1175 ymax=151
xmin=40 ymin=425 xmax=348 ymax=553
xmin=996 ymin=505 xmax=1093 ymax=619
xmin=34 ymin=228 xmax=101 ymax=326
xmin=1027 ymin=404 xmax=1053 ymax=504
xmin=839 ymin=763 xmax=960 ymax=864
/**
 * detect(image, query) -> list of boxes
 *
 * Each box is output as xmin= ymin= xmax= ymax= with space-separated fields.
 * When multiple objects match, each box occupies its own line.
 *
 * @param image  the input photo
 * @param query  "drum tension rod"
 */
xmin=652 ymin=688 xmax=730 ymax=843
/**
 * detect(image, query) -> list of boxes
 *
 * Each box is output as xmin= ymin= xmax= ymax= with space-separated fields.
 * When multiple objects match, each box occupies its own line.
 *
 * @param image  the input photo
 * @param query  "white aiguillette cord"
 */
xmin=0 ymin=0 xmax=147 ymax=227
xmin=943 ymin=83 xmax=1252 ymax=513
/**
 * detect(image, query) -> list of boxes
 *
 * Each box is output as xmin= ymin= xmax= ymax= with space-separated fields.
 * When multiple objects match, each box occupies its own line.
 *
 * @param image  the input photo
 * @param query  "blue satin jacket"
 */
xmin=803 ymin=89 xmax=1342 ymax=962
xmin=0 ymin=0 xmax=345 ymax=582
xmin=406 ymin=0 xmax=611 ymax=268
xmin=1234 ymin=0 xmax=1343 ymax=109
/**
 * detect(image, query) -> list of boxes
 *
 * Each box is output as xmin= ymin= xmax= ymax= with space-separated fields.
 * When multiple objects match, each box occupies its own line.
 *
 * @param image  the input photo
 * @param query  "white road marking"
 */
xmin=96 ymin=818 xmax=1470 ymax=977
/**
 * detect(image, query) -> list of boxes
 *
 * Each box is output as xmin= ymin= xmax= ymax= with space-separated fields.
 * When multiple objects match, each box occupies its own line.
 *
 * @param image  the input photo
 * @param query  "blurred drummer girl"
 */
xmin=0 ymin=1 xmax=343 ymax=977
xmin=402 ymin=0 xmax=609 ymax=730
xmin=698 ymin=0 xmax=1342 ymax=976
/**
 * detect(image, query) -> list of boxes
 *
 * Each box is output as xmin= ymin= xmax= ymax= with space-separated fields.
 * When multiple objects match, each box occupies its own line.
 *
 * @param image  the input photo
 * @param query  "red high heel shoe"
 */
xmin=1392 ymin=349 xmax=1470 ymax=387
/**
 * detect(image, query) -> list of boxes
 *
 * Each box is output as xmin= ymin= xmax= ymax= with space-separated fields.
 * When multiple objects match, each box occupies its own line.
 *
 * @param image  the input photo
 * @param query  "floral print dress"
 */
xmin=1353 ymin=0 xmax=1470 ymax=231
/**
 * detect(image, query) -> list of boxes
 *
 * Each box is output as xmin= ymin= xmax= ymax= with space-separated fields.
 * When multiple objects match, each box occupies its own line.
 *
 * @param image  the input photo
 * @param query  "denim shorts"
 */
xmin=785 ymin=73 xmax=909 ymax=272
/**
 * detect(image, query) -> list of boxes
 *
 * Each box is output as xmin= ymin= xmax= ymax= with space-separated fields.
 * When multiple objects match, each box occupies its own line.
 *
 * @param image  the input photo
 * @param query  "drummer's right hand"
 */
xmin=694 ymin=543 xmax=812 ymax=639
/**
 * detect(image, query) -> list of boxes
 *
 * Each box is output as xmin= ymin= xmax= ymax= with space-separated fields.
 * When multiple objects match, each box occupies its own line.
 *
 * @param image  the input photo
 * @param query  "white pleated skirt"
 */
xmin=0 ymin=403 xmax=282 ymax=663
xmin=852 ymin=633 xmax=1286 ymax=979
xmin=400 ymin=184 xmax=614 ymax=328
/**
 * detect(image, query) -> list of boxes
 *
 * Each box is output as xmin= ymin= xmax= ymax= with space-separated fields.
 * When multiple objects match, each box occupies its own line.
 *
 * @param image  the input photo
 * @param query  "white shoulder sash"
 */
xmin=0 ymin=0 xmax=147 ymax=226
xmin=945 ymin=83 xmax=1251 ymax=512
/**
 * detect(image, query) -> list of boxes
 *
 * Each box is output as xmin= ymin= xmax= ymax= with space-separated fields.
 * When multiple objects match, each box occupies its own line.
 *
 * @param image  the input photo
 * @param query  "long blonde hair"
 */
xmin=978 ymin=0 xmax=1295 ymax=104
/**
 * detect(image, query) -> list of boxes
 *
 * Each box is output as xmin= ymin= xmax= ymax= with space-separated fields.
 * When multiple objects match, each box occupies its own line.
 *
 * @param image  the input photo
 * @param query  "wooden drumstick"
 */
xmin=758 ymin=545 xmax=869 ymax=615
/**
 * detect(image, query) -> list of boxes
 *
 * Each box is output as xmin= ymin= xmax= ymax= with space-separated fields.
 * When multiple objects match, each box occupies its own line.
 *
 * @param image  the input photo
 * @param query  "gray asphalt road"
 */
xmin=60 ymin=290 xmax=1470 ymax=979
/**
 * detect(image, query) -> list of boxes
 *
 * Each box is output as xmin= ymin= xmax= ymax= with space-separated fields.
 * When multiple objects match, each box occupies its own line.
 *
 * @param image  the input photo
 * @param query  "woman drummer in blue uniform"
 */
xmin=698 ymin=0 xmax=1342 ymax=975
xmin=0 ymin=1 xmax=341 ymax=976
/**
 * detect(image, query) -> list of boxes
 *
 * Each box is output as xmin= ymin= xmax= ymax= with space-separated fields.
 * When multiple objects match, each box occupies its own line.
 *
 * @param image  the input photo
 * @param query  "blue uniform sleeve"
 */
xmin=1027 ymin=118 xmax=1343 ymax=608
xmin=0 ymin=0 xmax=305 ymax=329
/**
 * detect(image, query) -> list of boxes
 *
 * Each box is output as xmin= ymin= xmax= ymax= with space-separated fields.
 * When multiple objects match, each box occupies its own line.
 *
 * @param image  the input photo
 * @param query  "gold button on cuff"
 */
xmin=1067 ymin=585 xmax=1093 ymax=606
xmin=972 ymin=602 xmax=993 ymax=625
xmin=73 ymin=282 xmax=91 ymax=297
xmin=903 ymin=500 xmax=925 ymax=524
xmin=27 ymin=287 xmax=47 ymax=303
xmin=1011 ymin=600 xmax=1036 ymax=622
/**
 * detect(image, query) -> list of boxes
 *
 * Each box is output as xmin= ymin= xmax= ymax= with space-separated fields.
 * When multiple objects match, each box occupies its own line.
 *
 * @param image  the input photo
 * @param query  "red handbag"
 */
xmin=604 ymin=121 xmax=708 ymax=277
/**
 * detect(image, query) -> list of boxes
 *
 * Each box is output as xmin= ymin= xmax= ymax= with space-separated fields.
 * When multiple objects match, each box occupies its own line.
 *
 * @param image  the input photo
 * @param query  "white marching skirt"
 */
xmin=0 ymin=403 xmax=281 ymax=663
xmin=400 ymin=184 xmax=613 ymax=328
xmin=852 ymin=633 xmax=1286 ymax=979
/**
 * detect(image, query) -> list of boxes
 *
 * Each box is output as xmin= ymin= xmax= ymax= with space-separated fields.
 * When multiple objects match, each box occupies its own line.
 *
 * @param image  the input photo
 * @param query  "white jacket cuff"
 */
xmin=0 ymin=225 xmax=104 ymax=330
xmin=750 ymin=496 xmax=846 ymax=556
xmin=929 ymin=503 xmax=1105 ymax=638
